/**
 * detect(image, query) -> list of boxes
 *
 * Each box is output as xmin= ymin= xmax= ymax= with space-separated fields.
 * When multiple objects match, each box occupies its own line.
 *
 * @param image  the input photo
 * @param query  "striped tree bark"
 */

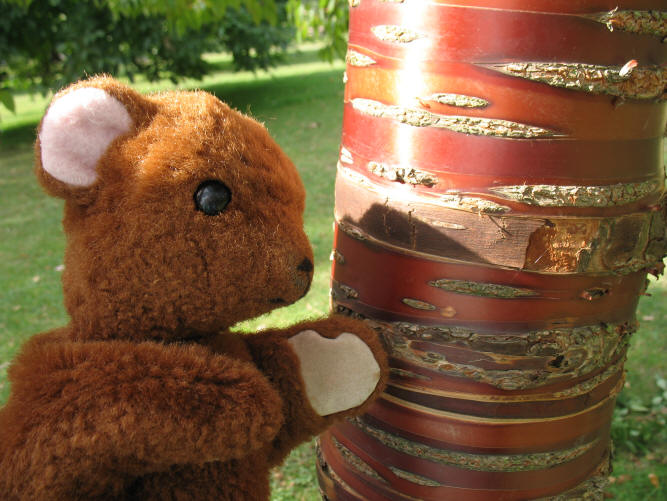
xmin=317 ymin=1 xmax=666 ymax=500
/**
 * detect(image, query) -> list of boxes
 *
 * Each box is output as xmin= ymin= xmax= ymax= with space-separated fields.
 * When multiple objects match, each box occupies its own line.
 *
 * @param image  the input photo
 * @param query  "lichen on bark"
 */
xmin=425 ymin=93 xmax=489 ymax=108
xmin=368 ymin=161 xmax=439 ymax=186
xmin=352 ymin=98 xmax=558 ymax=138
xmin=346 ymin=50 xmax=377 ymax=67
xmin=428 ymin=278 xmax=538 ymax=298
xmin=589 ymin=8 xmax=667 ymax=37
xmin=483 ymin=62 xmax=666 ymax=100
xmin=489 ymin=180 xmax=659 ymax=208
xmin=372 ymin=25 xmax=423 ymax=43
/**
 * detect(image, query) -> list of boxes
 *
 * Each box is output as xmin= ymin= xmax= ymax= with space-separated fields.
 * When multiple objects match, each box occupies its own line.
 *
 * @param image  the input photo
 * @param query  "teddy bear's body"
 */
xmin=0 ymin=77 xmax=387 ymax=500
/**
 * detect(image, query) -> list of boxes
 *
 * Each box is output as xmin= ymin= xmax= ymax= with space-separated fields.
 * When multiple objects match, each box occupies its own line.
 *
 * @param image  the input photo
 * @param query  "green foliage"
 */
xmin=220 ymin=3 xmax=293 ymax=72
xmin=287 ymin=0 xmax=349 ymax=62
xmin=270 ymin=441 xmax=319 ymax=501
xmin=612 ymin=377 xmax=667 ymax=455
xmin=0 ymin=0 xmax=293 ymax=112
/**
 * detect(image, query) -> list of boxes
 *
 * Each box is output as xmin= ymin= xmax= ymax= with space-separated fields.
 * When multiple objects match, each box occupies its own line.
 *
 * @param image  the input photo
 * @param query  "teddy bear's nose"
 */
xmin=296 ymin=258 xmax=314 ymax=273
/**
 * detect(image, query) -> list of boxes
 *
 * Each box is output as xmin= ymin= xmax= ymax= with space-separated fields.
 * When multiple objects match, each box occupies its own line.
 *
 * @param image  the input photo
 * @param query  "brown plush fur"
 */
xmin=0 ymin=76 xmax=388 ymax=500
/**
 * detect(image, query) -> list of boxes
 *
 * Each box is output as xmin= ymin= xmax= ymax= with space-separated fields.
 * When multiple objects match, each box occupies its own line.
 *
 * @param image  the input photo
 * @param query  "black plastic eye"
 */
xmin=194 ymin=180 xmax=231 ymax=216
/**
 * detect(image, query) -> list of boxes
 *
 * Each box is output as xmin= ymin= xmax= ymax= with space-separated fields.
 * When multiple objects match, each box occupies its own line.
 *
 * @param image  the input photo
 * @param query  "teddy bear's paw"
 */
xmin=288 ymin=330 xmax=381 ymax=416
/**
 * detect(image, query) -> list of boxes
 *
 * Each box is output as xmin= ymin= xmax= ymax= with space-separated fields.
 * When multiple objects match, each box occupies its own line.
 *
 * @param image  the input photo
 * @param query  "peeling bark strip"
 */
xmin=388 ymin=467 xmax=442 ymax=487
xmin=368 ymin=161 xmax=439 ymax=187
xmin=425 ymin=93 xmax=489 ymax=108
xmin=489 ymin=180 xmax=660 ymax=208
xmin=483 ymin=62 xmax=666 ymax=100
xmin=346 ymin=50 xmax=377 ymax=67
xmin=438 ymin=194 xmax=510 ymax=214
xmin=372 ymin=25 xmax=423 ymax=43
xmin=524 ymin=211 xmax=667 ymax=275
xmin=349 ymin=417 xmax=599 ymax=472
xmin=351 ymin=98 xmax=559 ymax=138
xmin=589 ymin=8 xmax=667 ymax=38
xmin=373 ymin=320 xmax=631 ymax=391
xmin=336 ymin=172 xmax=667 ymax=274
xmin=332 ymin=437 xmax=386 ymax=483
xmin=428 ymin=278 xmax=538 ymax=298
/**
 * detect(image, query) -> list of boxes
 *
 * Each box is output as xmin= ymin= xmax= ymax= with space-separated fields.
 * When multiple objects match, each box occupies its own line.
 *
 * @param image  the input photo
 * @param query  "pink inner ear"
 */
xmin=39 ymin=87 xmax=133 ymax=187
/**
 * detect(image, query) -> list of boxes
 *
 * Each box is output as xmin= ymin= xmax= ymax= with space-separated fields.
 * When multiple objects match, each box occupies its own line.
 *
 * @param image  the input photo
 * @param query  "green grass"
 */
xmin=1 ymin=48 xmax=665 ymax=500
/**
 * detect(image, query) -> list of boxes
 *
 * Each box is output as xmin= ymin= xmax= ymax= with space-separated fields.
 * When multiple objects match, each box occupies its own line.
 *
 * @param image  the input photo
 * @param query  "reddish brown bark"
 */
xmin=318 ymin=1 xmax=666 ymax=499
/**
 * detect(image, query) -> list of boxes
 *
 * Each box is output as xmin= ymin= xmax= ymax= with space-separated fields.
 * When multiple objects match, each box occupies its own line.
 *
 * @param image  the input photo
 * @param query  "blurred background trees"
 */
xmin=0 ymin=0 xmax=350 ymax=113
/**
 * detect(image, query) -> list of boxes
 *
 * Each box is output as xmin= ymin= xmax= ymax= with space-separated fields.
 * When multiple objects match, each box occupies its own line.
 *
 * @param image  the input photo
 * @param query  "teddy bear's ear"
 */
xmin=36 ymin=77 xmax=145 ymax=201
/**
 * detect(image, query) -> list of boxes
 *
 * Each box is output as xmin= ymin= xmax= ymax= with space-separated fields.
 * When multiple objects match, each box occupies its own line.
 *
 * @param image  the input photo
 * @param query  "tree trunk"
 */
xmin=318 ymin=1 xmax=666 ymax=499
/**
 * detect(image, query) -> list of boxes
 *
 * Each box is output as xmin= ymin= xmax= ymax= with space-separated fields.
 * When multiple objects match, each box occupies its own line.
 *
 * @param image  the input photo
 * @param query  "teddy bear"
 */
xmin=0 ymin=76 xmax=388 ymax=500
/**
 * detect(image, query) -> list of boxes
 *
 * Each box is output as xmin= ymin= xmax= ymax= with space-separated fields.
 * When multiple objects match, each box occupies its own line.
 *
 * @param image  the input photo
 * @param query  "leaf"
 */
xmin=629 ymin=403 xmax=650 ymax=413
xmin=648 ymin=472 xmax=659 ymax=488
xmin=0 ymin=89 xmax=15 ymax=113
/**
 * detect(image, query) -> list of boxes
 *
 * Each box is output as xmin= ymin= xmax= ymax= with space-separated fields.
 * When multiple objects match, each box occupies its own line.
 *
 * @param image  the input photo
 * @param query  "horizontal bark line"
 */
xmin=331 ymin=436 xmax=387 ymax=483
xmin=358 ymin=0 xmax=664 ymax=18
xmin=344 ymin=159 xmax=665 ymax=208
xmin=367 ymin=7 xmax=666 ymax=39
xmin=351 ymin=98 xmax=561 ymax=138
xmin=346 ymin=416 xmax=600 ymax=472
xmin=343 ymin=65 xmax=667 ymax=144
xmin=388 ymin=466 xmax=443 ymax=487
xmin=338 ymin=145 xmax=665 ymax=208
xmin=334 ymin=303 xmax=635 ymax=363
xmin=341 ymin=108 xmax=666 ymax=180
xmin=349 ymin=3 xmax=665 ymax=66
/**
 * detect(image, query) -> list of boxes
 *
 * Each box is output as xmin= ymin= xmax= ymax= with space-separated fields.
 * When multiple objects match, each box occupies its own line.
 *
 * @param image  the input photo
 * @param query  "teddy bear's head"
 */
xmin=36 ymin=76 xmax=314 ymax=341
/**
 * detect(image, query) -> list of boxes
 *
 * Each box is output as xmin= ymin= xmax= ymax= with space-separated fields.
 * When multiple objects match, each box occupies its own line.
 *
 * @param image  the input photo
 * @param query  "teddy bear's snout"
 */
xmin=296 ymin=258 xmax=313 ymax=274
xmin=294 ymin=257 xmax=314 ymax=299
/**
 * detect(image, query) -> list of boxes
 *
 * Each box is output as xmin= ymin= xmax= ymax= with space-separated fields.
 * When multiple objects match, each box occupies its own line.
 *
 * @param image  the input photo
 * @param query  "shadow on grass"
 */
xmin=0 ymin=123 xmax=38 ymax=155
xmin=201 ymin=68 xmax=344 ymax=118
xmin=206 ymin=45 xmax=324 ymax=74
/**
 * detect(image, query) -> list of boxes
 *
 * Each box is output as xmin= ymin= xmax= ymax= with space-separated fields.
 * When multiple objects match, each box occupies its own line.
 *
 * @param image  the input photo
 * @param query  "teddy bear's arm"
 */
xmin=244 ymin=315 xmax=388 ymax=467
xmin=3 ymin=336 xmax=285 ymax=482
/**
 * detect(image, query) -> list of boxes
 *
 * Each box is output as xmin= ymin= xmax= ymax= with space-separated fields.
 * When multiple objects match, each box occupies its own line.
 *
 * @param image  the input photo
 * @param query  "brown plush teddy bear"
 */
xmin=0 ymin=76 xmax=388 ymax=500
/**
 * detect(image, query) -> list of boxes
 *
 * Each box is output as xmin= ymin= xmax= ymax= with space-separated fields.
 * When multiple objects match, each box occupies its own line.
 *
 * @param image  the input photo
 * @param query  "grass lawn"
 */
xmin=0 ymin=48 xmax=665 ymax=500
